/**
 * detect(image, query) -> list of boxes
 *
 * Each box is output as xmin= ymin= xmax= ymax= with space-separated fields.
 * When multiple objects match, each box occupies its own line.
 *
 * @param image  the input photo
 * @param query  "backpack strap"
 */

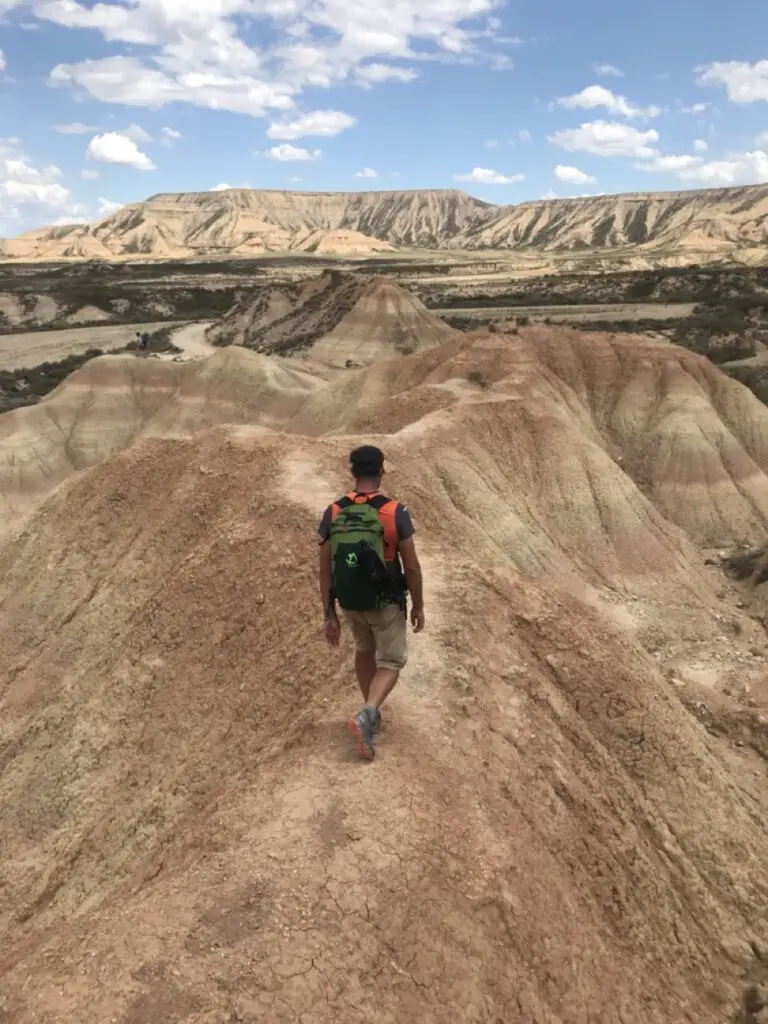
xmin=332 ymin=492 xmax=386 ymax=517
xmin=376 ymin=499 xmax=399 ymax=562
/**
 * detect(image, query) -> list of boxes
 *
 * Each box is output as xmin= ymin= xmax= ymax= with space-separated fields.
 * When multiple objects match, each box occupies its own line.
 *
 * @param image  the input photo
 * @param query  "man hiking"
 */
xmin=318 ymin=445 xmax=425 ymax=760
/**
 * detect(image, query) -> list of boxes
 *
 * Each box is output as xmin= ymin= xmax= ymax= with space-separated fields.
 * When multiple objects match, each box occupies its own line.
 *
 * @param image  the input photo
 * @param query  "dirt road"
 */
xmin=0 ymin=321 xmax=178 ymax=370
xmin=169 ymin=321 xmax=216 ymax=359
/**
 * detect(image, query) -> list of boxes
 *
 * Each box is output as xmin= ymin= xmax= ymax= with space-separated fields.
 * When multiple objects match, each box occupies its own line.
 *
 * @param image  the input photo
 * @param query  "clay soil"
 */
xmin=1 ymin=323 xmax=768 ymax=1022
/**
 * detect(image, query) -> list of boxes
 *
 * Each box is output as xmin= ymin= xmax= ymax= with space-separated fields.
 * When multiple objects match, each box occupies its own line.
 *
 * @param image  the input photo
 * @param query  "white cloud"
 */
xmin=53 ymin=214 xmax=86 ymax=225
xmin=636 ymin=153 xmax=702 ymax=172
xmin=86 ymin=132 xmax=156 ymax=170
xmin=41 ymin=0 xmax=507 ymax=118
xmin=210 ymin=183 xmax=231 ymax=191
xmin=680 ymin=102 xmax=710 ymax=115
xmin=266 ymin=110 xmax=355 ymax=139
xmin=693 ymin=139 xmax=708 ymax=153
xmin=697 ymin=61 xmax=768 ymax=103
xmin=160 ymin=126 xmax=181 ymax=146
xmin=81 ymin=169 xmax=100 ymax=179
xmin=453 ymin=167 xmax=524 ymax=185
xmin=354 ymin=167 xmax=378 ymax=178
xmin=634 ymin=145 xmax=768 ymax=186
xmin=54 ymin=122 xmax=98 ymax=134
xmin=592 ymin=62 xmax=623 ymax=78
xmin=677 ymin=150 xmax=768 ymax=186
xmin=0 ymin=49 xmax=6 ymax=72
xmin=97 ymin=197 xmax=123 ymax=216
xmin=541 ymin=189 xmax=558 ymax=200
xmin=265 ymin=143 xmax=321 ymax=161
xmin=519 ymin=128 xmax=531 ymax=142
xmin=49 ymin=55 xmax=296 ymax=118
xmin=289 ymin=175 xmax=302 ymax=183
xmin=556 ymin=85 xmax=661 ymax=119
xmin=549 ymin=120 xmax=659 ymax=158
xmin=484 ymin=139 xmax=498 ymax=148
xmin=122 ymin=123 xmax=152 ymax=144
xmin=756 ymin=132 xmax=768 ymax=148
xmin=355 ymin=63 xmax=419 ymax=86
xmin=0 ymin=138 xmax=86 ymax=234
xmin=555 ymin=164 xmax=596 ymax=184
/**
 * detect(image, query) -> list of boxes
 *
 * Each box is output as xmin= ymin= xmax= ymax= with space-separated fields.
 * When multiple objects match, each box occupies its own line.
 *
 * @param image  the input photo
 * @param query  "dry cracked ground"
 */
xmin=2 ymin=323 xmax=768 ymax=1022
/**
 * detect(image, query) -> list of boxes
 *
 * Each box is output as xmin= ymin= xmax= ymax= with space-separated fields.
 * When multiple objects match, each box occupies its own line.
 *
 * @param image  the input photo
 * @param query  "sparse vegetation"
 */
xmin=420 ymin=266 xmax=768 ymax=310
xmin=0 ymin=349 xmax=104 ymax=412
xmin=467 ymin=369 xmax=490 ymax=389
xmin=0 ymin=276 xmax=244 ymax=335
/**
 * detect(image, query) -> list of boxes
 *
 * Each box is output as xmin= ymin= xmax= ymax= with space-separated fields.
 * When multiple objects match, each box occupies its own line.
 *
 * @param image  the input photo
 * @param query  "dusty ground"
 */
xmin=0 ymin=321 xmax=178 ymax=370
xmin=2 ymin=320 xmax=768 ymax=1021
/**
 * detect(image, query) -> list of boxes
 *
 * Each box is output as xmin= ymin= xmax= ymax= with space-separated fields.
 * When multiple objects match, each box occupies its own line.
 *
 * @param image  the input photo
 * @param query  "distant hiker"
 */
xmin=140 ymin=331 xmax=149 ymax=351
xmin=318 ymin=445 xmax=425 ymax=760
xmin=135 ymin=331 xmax=142 ymax=353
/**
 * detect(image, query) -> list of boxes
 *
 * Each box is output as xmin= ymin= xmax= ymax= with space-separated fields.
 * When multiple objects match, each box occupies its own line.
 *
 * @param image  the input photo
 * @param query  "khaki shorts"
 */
xmin=343 ymin=602 xmax=408 ymax=671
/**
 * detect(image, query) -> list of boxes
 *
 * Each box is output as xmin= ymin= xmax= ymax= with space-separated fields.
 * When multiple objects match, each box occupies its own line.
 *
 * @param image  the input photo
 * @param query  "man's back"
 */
xmin=318 ymin=446 xmax=425 ymax=760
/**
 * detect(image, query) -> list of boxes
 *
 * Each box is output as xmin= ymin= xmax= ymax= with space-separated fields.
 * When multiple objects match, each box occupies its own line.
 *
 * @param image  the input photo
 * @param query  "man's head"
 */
xmin=350 ymin=445 xmax=384 ymax=487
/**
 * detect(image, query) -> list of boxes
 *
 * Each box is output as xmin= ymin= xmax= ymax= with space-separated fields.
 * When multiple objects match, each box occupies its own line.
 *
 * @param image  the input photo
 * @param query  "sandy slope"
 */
xmin=2 ymin=325 xmax=768 ymax=1020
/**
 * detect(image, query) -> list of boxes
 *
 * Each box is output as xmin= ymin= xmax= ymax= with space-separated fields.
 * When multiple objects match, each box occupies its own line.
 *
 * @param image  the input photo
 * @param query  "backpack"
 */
xmin=329 ymin=494 xmax=402 ymax=613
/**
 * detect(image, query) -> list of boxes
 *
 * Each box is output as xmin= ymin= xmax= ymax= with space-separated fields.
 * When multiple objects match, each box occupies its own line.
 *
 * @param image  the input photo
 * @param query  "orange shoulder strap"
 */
xmin=377 ymin=499 xmax=398 ymax=562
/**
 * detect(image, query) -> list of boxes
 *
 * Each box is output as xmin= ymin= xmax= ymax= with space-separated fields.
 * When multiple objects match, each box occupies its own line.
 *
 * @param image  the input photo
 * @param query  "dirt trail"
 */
xmin=169 ymin=320 xmax=216 ymax=359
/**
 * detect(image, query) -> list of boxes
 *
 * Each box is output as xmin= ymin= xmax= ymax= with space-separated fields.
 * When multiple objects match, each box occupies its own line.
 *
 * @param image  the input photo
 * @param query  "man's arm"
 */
xmin=319 ymin=535 xmax=341 ymax=647
xmin=319 ymin=540 xmax=335 ymax=619
xmin=399 ymin=536 xmax=425 ymax=632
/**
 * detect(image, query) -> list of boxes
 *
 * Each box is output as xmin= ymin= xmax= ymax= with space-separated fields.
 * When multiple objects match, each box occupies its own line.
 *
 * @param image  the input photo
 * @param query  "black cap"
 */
xmin=349 ymin=445 xmax=384 ymax=477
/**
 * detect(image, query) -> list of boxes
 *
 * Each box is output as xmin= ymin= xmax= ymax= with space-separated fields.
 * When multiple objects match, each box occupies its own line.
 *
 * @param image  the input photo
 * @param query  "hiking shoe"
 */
xmin=373 ymin=710 xmax=382 ymax=734
xmin=347 ymin=707 xmax=376 ymax=761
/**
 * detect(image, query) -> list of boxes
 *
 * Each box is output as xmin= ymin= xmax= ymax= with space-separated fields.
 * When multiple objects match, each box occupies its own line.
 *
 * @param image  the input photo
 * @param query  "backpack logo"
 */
xmin=345 ymin=552 xmax=359 ymax=568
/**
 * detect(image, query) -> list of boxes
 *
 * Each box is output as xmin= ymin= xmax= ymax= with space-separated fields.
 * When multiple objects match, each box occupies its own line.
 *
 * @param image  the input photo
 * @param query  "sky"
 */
xmin=1 ymin=0 xmax=768 ymax=234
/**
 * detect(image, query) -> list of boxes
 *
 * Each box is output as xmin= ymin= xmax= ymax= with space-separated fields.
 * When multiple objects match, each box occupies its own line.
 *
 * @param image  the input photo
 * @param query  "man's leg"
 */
xmin=355 ymin=649 xmax=377 ymax=702
xmin=348 ymin=605 xmax=407 ymax=759
xmin=367 ymin=603 xmax=407 ymax=711
xmin=366 ymin=667 xmax=400 ymax=711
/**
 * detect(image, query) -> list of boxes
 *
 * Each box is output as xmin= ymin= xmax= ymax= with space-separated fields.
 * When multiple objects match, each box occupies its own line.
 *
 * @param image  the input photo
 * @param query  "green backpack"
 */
xmin=329 ymin=494 xmax=395 ymax=612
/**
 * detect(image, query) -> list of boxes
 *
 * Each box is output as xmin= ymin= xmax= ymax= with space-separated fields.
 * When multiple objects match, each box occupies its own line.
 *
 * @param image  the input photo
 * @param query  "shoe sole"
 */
xmin=347 ymin=717 xmax=375 ymax=761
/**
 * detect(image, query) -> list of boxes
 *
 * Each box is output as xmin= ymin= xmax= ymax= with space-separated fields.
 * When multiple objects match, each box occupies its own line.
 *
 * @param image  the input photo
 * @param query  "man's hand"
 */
xmin=410 ymin=605 xmax=425 ymax=633
xmin=323 ymin=615 xmax=341 ymax=647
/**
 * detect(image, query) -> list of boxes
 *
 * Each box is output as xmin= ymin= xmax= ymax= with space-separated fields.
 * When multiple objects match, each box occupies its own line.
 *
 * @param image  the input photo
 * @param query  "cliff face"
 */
xmin=450 ymin=185 xmax=768 ymax=253
xmin=2 ymin=184 xmax=768 ymax=261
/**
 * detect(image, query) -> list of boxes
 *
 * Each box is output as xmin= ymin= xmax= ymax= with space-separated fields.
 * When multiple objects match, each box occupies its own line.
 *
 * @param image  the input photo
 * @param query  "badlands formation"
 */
xmin=2 ymin=183 xmax=768 ymax=264
xmin=1 ymin=269 xmax=768 ymax=1022
xmin=206 ymin=268 xmax=457 ymax=365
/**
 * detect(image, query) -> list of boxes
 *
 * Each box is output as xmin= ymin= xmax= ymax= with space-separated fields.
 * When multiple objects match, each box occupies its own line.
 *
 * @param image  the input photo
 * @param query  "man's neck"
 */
xmin=353 ymin=479 xmax=379 ymax=494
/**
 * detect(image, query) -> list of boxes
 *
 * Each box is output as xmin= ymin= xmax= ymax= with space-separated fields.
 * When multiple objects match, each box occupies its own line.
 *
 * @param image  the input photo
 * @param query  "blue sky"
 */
xmin=0 ymin=0 xmax=767 ymax=234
